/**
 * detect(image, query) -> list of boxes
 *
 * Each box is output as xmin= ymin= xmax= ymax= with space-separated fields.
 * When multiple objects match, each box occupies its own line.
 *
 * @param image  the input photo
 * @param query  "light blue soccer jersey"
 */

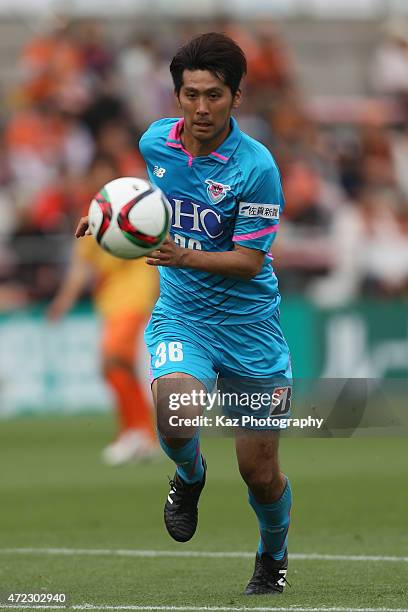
xmin=139 ymin=117 xmax=285 ymax=325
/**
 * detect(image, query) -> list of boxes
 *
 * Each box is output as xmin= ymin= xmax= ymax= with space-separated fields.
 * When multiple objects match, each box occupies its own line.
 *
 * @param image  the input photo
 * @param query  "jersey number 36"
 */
xmin=154 ymin=342 xmax=184 ymax=367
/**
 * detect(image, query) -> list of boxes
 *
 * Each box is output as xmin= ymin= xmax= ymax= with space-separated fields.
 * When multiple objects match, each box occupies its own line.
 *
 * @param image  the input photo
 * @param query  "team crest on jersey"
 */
xmin=205 ymin=179 xmax=231 ymax=204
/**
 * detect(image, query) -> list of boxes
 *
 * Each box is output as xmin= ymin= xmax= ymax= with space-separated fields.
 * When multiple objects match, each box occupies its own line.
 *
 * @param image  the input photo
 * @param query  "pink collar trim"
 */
xmin=167 ymin=118 xmax=184 ymax=142
xmin=210 ymin=150 xmax=229 ymax=162
xmin=166 ymin=119 xmax=230 ymax=165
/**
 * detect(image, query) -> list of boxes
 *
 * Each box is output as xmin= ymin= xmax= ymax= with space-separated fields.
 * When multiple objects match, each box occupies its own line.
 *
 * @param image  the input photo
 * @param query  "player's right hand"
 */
xmin=75 ymin=216 xmax=91 ymax=238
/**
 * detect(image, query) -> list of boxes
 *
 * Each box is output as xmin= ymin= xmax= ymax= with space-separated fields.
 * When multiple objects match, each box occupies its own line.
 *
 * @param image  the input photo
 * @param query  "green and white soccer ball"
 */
xmin=88 ymin=176 xmax=171 ymax=259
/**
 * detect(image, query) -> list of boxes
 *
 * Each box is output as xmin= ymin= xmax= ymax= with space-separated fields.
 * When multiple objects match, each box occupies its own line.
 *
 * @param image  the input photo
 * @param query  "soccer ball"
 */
xmin=88 ymin=177 xmax=171 ymax=259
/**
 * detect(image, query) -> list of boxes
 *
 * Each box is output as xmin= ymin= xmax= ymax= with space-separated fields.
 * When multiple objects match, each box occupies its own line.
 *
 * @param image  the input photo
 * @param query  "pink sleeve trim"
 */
xmin=232 ymin=224 xmax=279 ymax=241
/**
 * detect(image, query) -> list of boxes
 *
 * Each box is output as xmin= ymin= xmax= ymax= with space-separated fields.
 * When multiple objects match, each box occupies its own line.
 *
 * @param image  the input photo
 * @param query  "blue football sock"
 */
xmin=248 ymin=477 xmax=292 ymax=560
xmin=158 ymin=431 xmax=204 ymax=484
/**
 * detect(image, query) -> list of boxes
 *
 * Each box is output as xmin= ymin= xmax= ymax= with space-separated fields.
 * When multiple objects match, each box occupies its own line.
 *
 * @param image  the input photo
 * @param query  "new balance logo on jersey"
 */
xmin=153 ymin=165 xmax=166 ymax=178
xmin=205 ymin=179 xmax=231 ymax=204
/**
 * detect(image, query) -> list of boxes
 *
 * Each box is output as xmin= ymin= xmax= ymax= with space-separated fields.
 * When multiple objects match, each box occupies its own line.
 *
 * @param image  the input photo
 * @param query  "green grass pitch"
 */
xmin=0 ymin=415 xmax=407 ymax=611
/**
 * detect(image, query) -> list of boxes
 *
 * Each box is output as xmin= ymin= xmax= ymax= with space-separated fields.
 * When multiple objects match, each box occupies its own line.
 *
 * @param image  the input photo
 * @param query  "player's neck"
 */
xmin=181 ymin=123 xmax=231 ymax=158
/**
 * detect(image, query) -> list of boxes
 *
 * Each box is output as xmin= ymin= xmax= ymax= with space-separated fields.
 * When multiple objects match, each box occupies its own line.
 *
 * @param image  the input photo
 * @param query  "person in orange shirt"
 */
xmin=17 ymin=18 xmax=85 ymax=107
xmin=47 ymin=154 xmax=158 ymax=465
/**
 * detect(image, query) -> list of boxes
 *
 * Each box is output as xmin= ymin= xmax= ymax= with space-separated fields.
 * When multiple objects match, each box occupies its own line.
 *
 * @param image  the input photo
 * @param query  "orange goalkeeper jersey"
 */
xmin=76 ymin=237 xmax=158 ymax=317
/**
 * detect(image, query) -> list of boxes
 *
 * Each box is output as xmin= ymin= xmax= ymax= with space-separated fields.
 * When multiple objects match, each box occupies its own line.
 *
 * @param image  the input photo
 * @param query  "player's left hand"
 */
xmin=146 ymin=237 xmax=184 ymax=267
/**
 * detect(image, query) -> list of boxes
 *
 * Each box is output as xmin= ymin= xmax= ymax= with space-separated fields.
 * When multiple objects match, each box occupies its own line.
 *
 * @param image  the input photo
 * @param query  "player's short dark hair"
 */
xmin=170 ymin=32 xmax=247 ymax=96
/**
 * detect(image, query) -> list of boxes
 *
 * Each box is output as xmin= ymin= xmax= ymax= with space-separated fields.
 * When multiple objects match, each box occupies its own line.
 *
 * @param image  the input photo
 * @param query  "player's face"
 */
xmin=177 ymin=69 xmax=241 ymax=146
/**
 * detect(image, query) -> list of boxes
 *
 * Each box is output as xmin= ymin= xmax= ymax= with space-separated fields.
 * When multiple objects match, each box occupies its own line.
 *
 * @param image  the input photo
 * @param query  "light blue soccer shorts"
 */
xmin=144 ymin=308 xmax=292 ymax=429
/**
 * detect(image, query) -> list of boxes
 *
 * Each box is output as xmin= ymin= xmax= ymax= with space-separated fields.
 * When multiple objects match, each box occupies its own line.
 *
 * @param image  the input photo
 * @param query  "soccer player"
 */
xmin=76 ymin=33 xmax=292 ymax=594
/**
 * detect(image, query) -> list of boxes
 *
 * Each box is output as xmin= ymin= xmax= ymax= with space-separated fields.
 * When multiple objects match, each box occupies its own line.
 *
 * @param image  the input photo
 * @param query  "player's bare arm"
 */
xmin=46 ymin=245 xmax=89 ymax=321
xmin=146 ymin=238 xmax=265 ymax=280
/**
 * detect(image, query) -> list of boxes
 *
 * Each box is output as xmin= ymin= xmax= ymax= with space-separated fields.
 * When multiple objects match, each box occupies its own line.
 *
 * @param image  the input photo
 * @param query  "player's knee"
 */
xmin=157 ymin=405 xmax=197 ymax=444
xmin=159 ymin=433 xmax=191 ymax=450
xmin=239 ymin=463 xmax=281 ymax=497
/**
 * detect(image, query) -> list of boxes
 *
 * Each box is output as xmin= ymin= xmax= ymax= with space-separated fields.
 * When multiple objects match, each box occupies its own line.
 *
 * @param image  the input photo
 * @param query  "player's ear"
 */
xmin=232 ymin=88 xmax=242 ymax=109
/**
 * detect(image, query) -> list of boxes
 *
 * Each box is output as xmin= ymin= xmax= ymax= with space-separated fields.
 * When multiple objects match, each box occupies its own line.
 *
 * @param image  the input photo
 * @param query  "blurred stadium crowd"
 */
xmin=1 ymin=15 xmax=408 ymax=311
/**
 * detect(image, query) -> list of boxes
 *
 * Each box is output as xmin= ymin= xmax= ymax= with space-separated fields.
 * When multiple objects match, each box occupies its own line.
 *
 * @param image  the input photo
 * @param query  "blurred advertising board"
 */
xmin=0 ymin=299 xmax=407 ymax=416
xmin=281 ymin=299 xmax=408 ymax=380
xmin=0 ymin=306 xmax=110 ymax=416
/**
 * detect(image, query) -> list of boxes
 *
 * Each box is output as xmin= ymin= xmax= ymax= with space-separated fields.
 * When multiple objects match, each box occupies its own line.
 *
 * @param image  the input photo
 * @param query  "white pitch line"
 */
xmin=0 ymin=548 xmax=407 ymax=563
xmin=1 ymin=605 xmax=408 ymax=612
xmin=72 ymin=607 xmax=408 ymax=612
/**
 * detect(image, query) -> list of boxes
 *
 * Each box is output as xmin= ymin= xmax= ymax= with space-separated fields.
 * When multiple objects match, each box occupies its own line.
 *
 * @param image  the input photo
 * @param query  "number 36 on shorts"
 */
xmin=154 ymin=342 xmax=184 ymax=367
